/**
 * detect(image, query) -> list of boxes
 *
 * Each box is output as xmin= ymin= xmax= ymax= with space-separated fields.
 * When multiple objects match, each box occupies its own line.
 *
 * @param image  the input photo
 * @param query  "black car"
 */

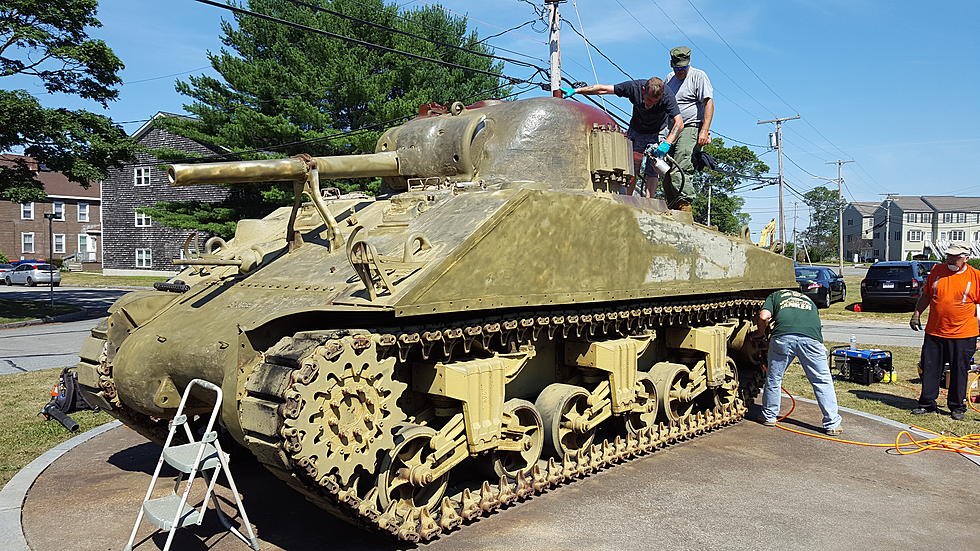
xmin=795 ymin=266 xmax=846 ymax=308
xmin=860 ymin=261 xmax=930 ymax=308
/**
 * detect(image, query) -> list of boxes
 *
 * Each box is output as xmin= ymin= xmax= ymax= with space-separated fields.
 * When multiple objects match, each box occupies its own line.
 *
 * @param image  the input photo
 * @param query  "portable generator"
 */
xmin=830 ymin=346 xmax=894 ymax=385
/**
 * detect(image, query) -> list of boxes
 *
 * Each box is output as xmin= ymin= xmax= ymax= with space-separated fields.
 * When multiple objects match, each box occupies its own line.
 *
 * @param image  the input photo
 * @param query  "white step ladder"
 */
xmin=123 ymin=379 xmax=260 ymax=551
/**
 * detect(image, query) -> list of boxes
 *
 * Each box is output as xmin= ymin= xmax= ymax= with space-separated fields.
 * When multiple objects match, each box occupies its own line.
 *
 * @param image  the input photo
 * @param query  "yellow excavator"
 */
xmin=757 ymin=218 xmax=777 ymax=248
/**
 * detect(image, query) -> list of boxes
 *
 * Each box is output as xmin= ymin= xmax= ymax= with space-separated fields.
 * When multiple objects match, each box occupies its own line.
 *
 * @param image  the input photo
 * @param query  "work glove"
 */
xmin=559 ymin=87 xmax=576 ymax=98
xmin=909 ymin=313 xmax=922 ymax=332
xmin=654 ymin=141 xmax=672 ymax=157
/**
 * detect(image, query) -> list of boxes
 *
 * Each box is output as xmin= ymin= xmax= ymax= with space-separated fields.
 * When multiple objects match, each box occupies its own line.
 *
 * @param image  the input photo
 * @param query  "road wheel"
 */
xmin=53 ymin=282 xmax=60 ymax=287
xmin=4 ymin=277 xmax=10 ymax=286
xmin=840 ymin=285 xmax=846 ymax=303
xmin=26 ymin=277 xmax=35 ymax=287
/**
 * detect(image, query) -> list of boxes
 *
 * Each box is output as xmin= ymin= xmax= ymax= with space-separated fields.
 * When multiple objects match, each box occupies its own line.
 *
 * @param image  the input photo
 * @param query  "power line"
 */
xmin=193 ymin=0 xmax=543 ymax=85
xmin=280 ymin=0 xmax=545 ymax=72
xmin=564 ymin=19 xmax=634 ymax=81
xmin=712 ymin=130 xmax=767 ymax=149
xmin=122 ymin=66 xmax=211 ymax=85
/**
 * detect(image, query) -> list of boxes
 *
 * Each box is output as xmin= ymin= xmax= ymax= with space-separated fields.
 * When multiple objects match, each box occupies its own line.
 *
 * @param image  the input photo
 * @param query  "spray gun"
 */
xmin=635 ymin=142 xmax=679 ymax=197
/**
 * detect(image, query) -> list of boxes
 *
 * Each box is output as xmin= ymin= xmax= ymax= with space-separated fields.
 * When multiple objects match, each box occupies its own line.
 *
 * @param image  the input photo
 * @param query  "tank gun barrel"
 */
xmin=167 ymin=151 xmax=400 ymax=186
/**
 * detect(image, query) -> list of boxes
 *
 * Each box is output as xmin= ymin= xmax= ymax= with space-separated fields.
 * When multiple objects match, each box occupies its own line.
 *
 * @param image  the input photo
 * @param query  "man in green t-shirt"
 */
xmin=754 ymin=289 xmax=842 ymax=435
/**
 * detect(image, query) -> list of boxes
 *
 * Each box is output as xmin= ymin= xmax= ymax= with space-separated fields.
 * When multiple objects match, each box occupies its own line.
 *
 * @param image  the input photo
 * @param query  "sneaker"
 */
xmin=951 ymin=410 xmax=966 ymax=421
xmin=825 ymin=426 xmax=843 ymax=436
xmin=757 ymin=417 xmax=777 ymax=426
xmin=910 ymin=407 xmax=937 ymax=415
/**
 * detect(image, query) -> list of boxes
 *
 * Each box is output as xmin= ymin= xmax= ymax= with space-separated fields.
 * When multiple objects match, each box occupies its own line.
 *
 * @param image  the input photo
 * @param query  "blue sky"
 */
xmin=9 ymin=0 xmax=980 ymax=237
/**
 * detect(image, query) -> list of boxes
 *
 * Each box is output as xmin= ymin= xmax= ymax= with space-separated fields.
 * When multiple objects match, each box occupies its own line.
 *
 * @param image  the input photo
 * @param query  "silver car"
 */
xmin=0 ymin=264 xmax=12 ymax=284
xmin=5 ymin=263 xmax=61 ymax=286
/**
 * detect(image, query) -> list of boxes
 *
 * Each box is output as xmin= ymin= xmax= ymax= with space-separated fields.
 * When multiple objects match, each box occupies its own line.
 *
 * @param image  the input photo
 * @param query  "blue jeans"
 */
xmin=762 ymin=334 xmax=842 ymax=430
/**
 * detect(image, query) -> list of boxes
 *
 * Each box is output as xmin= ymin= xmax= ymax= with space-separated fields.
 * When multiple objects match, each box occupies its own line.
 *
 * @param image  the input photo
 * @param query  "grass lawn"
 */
xmin=780 ymin=342 xmax=979 ymax=434
xmin=0 ymin=368 xmax=111 ymax=488
xmin=818 ymin=275 xmax=929 ymax=324
xmin=0 ymin=298 xmax=81 ymax=324
xmin=62 ymin=271 xmax=167 ymax=288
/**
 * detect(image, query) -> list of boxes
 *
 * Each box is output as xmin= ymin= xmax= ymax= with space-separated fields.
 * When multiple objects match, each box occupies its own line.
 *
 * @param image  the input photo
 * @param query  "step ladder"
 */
xmin=123 ymin=379 xmax=260 ymax=551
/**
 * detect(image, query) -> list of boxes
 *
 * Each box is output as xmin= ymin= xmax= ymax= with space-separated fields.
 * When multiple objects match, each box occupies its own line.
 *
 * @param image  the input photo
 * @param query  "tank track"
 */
xmin=239 ymin=297 xmax=764 ymax=542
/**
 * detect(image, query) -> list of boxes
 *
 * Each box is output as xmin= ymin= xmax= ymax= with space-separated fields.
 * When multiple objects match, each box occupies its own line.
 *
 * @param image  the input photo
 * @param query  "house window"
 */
xmin=22 ymin=232 xmax=34 ymax=253
xmin=942 ymin=212 xmax=952 ymax=223
xmin=940 ymin=231 xmax=947 ymax=240
xmin=925 ymin=231 xmax=933 ymax=241
xmin=950 ymin=230 xmax=965 ymax=241
xmin=906 ymin=212 xmax=917 ymax=223
xmin=134 ymin=210 xmax=152 ymax=227
xmin=21 ymin=202 xmax=33 ymax=220
xmin=922 ymin=212 xmax=933 ymax=223
xmin=974 ymin=232 xmax=980 ymax=242
xmin=134 ymin=167 xmax=151 ymax=186
xmin=52 ymin=201 xmax=64 ymax=221
xmin=907 ymin=230 xmax=923 ymax=242
xmin=77 ymin=202 xmax=89 ymax=222
xmin=873 ymin=232 xmax=880 ymax=239
xmin=847 ymin=235 xmax=852 ymax=243
xmin=874 ymin=249 xmax=880 ymax=256
xmin=847 ymin=219 xmax=853 ymax=226
xmin=135 ymin=248 xmax=152 ymax=268
xmin=53 ymin=234 xmax=65 ymax=253
xmin=957 ymin=212 xmax=967 ymax=223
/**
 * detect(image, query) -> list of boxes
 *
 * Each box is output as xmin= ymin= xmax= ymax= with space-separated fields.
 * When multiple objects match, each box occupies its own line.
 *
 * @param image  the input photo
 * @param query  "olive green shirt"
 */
xmin=762 ymin=290 xmax=824 ymax=342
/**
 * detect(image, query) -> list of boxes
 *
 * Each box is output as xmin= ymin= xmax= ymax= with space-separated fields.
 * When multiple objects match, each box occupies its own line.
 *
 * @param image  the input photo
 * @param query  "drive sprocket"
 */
xmin=282 ymin=336 xmax=407 ymax=486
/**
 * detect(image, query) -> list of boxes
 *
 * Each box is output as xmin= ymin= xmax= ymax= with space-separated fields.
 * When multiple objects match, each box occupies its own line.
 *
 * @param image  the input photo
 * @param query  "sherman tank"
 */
xmin=76 ymin=96 xmax=795 ymax=542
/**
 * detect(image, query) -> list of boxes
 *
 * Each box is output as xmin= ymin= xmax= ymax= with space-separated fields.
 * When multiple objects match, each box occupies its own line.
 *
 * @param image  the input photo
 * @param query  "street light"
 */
xmin=43 ymin=212 xmax=55 ymax=306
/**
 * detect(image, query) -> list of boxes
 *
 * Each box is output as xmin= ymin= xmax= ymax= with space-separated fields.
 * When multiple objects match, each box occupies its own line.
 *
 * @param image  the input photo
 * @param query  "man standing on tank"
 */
xmin=663 ymin=46 xmax=714 ymax=210
xmin=908 ymin=242 xmax=980 ymax=421
xmin=754 ymin=289 xmax=843 ymax=435
xmin=562 ymin=78 xmax=684 ymax=206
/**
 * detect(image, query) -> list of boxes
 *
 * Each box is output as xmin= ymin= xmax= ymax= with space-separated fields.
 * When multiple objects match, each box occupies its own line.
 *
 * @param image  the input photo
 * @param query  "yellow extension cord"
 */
xmin=772 ymin=384 xmax=980 ymax=457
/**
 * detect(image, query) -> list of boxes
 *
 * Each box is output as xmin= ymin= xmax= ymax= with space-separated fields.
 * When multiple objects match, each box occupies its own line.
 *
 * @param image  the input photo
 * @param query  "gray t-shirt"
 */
xmin=664 ymin=67 xmax=713 ymax=126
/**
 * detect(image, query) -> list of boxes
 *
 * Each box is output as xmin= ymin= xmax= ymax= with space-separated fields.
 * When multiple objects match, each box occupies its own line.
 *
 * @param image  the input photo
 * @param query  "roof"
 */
xmin=0 ymin=154 xmax=100 ymax=199
xmin=884 ymin=196 xmax=931 ymax=211
xmin=921 ymin=196 xmax=980 ymax=211
xmin=131 ymin=111 xmax=196 ymax=140
xmin=847 ymin=201 xmax=879 ymax=216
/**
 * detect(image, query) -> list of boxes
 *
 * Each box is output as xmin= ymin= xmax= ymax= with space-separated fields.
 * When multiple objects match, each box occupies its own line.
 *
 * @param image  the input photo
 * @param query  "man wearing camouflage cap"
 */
xmin=663 ymin=46 xmax=714 ymax=211
xmin=909 ymin=241 xmax=980 ymax=420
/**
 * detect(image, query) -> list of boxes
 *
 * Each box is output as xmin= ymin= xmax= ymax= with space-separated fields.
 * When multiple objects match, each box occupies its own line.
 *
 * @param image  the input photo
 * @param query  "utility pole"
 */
xmin=827 ymin=160 xmax=853 ymax=275
xmin=758 ymin=115 xmax=800 ymax=246
xmin=707 ymin=183 xmax=712 ymax=226
xmin=880 ymin=194 xmax=894 ymax=261
xmin=792 ymin=201 xmax=799 ymax=261
xmin=43 ymin=213 xmax=56 ymax=306
xmin=546 ymin=1 xmax=565 ymax=97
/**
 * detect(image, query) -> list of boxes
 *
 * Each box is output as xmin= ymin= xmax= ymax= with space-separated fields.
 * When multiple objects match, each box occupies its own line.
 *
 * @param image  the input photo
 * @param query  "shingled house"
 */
xmin=0 ymin=155 xmax=102 ymax=269
xmin=102 ymin=113 xmax=234 ymax=276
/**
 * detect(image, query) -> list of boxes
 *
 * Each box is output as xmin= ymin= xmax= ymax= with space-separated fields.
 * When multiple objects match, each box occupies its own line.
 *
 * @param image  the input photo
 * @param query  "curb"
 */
xmin=62 ymin=284 xmax=154 ymax=290
xmin=0 ymin=420 xmax=122 ymax=551
xmin=0 ymin=308 xmax=103 ymax=330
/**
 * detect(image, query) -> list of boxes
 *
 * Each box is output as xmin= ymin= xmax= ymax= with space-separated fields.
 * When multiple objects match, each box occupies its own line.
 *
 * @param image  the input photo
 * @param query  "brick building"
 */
xmin=0 ymin=155 xmax=102 ymax=269
xmin=102 ymin=113 xmax=233 ymax=276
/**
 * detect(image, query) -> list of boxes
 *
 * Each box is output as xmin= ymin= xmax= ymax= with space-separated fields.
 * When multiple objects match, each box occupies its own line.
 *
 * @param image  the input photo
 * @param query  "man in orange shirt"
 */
xmin=909 ymin=242 xmax=980 ymax=420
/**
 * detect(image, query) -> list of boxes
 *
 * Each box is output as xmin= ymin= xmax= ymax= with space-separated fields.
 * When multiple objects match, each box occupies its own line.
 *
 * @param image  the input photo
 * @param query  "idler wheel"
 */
xmin=624 ymin=373 xmax=658 ymax=434
xmin=536 ymin=383 xmax=596 ymax=457
xmin=378 ymin=424 xmax=450 ymax=514
xmin=488 ymin=399 xmax=544 ymax=479
xmin=711 ymin=358 xmax=740 ymax=408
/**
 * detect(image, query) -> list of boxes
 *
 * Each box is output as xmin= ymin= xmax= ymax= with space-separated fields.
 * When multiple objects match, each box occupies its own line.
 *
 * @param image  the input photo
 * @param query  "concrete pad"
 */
xmin=21 ymin=399 xmax=978 ymax=550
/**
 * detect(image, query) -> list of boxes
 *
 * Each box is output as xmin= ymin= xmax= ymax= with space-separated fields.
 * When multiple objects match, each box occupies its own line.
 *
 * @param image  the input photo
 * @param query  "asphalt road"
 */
xmin=0 ymin=286 xmax=131 ymax=375
xmin=821 ymin=319 xmax=923 ymax=348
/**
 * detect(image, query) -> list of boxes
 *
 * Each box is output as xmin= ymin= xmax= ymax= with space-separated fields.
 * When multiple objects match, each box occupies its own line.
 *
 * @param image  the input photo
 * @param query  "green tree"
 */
xmin=0 ymin=0 xmax=138 ymax=202
xmin=689 ymin=138 xmax=770 ymax=234
xmin=802 ymin=186 xmax=841 ymax=261
xmin=145 ymin=0 xmax=514 ymax=236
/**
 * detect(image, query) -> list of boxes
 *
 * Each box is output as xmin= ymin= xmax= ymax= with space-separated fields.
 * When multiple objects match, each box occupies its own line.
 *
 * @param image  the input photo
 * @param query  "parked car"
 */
xmin=4 ymin=263 xmax=61 ymax=287
xmin=795 ymin=266 xmax=846 ymax=308
xmin=860 ymin=261 xmax=930 ymax=308
xmin=0 ymin=264 xmax=12 ymax=284
xmin=918 ymin=260 xmax=940 ymax=274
